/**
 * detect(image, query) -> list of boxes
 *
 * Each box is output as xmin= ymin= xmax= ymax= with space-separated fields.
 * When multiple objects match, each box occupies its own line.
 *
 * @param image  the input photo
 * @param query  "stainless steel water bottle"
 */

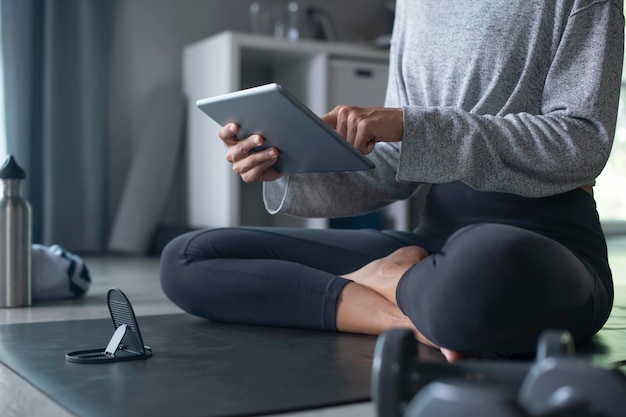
xmin=0 ymin=155 xmax=32 ymax=307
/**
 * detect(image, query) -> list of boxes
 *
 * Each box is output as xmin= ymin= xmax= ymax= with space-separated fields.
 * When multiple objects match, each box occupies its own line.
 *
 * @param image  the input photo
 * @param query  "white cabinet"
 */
xmin=327 ymin=58 xmax=389 ymax=108
xmin=183 ymin=31 xmax=407 ymax=229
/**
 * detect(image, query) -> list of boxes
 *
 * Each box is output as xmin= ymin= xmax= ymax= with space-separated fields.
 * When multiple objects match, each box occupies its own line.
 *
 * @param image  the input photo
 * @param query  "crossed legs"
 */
xmin=161 ymin=223 xmax=599 ymax=360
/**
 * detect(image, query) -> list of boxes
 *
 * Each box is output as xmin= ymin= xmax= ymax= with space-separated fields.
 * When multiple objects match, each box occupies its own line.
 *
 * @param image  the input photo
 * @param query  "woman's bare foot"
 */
xmin=335 ymin=281 xmax=439 ymax=349
xmin=440 ymin=348 xmax=464 ymax=362
xmin=337 ymin=269 xmax=466 ymax=363
xmin=342 ymin=246 xmax=429 ymax=305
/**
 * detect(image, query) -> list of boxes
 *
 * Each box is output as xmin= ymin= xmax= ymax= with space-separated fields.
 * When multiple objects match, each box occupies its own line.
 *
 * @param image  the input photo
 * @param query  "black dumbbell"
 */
xmin=373 ymin=328 xmax=626 ymax=417
xmin=404 ymin=334 xmax=626 ymax=417
xmin=519 ymin=347 xmax=626 ymax=417
xmin=371 ymin=329 xmax=574 ymax=417
xmin=404 ymin=379 xmax=594 ymax=417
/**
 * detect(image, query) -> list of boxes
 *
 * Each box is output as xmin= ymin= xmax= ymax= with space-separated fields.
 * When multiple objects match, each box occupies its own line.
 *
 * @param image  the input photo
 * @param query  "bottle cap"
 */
xmin=0 ymin=155 xmax=27 ymax=180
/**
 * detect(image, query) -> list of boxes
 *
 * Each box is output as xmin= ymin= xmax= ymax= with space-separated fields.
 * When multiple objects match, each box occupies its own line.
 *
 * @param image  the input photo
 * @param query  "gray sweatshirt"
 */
xmin=264 ymin=0 xmax=625 ymax=219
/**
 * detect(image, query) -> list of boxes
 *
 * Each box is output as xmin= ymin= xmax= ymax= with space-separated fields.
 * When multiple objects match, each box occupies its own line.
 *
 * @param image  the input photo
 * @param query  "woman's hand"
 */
xmin=219 ymin=123 xmax=282 ymax=183
xmin=322 ymin=106 xmax=404 ymax=155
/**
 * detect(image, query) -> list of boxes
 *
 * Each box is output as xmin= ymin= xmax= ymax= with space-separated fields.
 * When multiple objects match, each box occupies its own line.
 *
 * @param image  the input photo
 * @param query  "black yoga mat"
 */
xmin=0 ymin=314 xmax=444 ymax=417
xmin=2 ymin=313 xmax=624 ymax=417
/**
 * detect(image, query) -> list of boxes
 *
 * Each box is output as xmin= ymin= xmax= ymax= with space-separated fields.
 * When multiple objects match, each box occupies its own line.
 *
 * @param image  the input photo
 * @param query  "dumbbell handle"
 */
xmin=402 ymin=360 xmax=532 ymax=395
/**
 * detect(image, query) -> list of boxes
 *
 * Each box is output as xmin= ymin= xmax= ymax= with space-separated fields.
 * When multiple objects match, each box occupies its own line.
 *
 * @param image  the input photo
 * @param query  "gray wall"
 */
xmin=107 ymin=0 xmax=394 ymax=230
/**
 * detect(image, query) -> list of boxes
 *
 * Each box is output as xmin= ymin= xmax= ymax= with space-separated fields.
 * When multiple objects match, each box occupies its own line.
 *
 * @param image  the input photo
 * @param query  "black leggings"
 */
xmin=160 ymin=182 xmax=613 ymax=357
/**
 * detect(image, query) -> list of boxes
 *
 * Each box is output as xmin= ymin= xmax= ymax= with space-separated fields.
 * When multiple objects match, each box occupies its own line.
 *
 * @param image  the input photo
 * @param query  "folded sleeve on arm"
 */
xmin=263 ymin=142 xmax=420 ymax=218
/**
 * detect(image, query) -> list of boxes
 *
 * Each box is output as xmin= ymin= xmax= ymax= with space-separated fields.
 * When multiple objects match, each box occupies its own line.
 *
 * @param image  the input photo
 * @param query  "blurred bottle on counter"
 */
xmin=286 ymin=1 xmax=300 ymax=41
xmin=250 ymin=1 xmax=300 ymax=41
xmin=0 ymin=155 xmax=32 ymax=307
xmin=250 ymin=2 xmax=270 ymax=35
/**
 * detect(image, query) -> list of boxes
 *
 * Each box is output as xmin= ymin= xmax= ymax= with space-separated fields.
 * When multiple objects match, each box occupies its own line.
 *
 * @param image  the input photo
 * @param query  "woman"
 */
xmin=161 ymin=0 xmax=624 ymax=360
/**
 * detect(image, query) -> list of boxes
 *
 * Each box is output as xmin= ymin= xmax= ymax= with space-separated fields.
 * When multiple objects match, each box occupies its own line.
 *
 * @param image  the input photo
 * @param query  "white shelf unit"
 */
xmin=183 ymin=31 xmax=407 ymax=230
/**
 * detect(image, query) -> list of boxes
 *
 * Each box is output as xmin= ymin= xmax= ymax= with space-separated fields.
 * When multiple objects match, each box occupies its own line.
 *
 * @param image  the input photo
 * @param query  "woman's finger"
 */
xmin=226 ymin=134 xmax=265 ymax=163
xmin=219 ymin=123 xmax=240 ymax=146
xmin=232 ymin=148 xmax=280 ymax=183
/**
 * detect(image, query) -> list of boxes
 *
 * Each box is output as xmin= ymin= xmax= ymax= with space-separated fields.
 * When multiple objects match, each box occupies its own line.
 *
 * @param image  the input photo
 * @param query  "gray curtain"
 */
xmin=1 ymin=0 xmax=114 ymax=252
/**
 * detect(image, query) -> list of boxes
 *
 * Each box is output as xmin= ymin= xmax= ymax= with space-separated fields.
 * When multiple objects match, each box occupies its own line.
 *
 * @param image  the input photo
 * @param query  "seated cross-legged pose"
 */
xmin=161 ymin=0 xmax=624 ymax=361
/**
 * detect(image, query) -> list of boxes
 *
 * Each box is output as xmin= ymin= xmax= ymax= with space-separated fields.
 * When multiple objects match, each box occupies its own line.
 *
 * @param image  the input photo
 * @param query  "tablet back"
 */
xmin=196 ymin=83 xmax=375 ymax=173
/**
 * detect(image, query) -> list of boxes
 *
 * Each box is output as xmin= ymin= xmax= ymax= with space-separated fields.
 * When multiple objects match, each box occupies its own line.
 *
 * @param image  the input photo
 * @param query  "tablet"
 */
xmin=196 ymin=83 xmax=375 ymax=173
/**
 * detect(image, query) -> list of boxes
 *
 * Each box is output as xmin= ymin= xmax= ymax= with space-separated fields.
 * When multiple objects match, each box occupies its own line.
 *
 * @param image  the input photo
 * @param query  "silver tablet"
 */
xmin=196 ymin=83 xmax=375 ymax=173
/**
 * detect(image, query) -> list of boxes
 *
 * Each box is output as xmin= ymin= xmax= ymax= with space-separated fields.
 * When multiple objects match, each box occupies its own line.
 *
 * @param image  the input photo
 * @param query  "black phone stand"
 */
xmin=65 ymin=288 xmax=152 ymax=364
